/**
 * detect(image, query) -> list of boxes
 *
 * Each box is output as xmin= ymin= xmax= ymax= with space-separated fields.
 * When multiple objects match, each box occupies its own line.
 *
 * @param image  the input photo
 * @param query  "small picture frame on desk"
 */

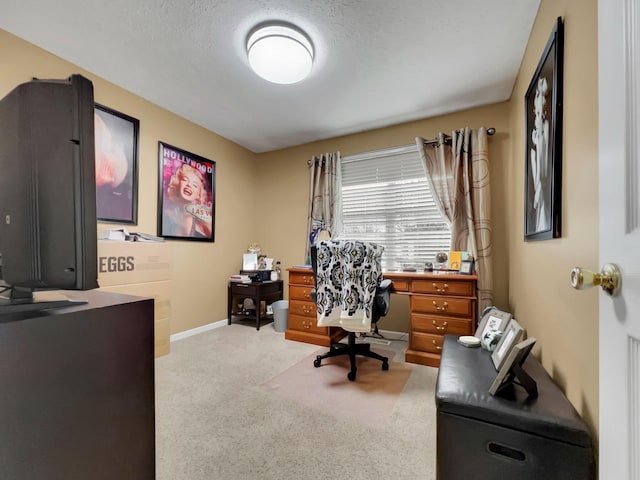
xmin=459 ymin=260 xmax=474 ymax=275
xmin=243 ymin=253 xmax=258 ymax=270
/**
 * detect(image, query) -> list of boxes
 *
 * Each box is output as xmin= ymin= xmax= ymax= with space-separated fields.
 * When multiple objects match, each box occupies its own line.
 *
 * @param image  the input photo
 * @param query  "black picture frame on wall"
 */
xmin=157 ymin=142 xmax=216 ymax=242
xmin=524 ymin=17 xmax=564 ymax=241
xmin=94 ymin=104 xmax=139 ymax=224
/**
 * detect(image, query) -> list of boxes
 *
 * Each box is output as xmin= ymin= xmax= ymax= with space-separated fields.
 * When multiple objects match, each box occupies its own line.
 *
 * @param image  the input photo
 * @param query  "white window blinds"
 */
xmin=337 ymin=144 xmax=451 ymax=270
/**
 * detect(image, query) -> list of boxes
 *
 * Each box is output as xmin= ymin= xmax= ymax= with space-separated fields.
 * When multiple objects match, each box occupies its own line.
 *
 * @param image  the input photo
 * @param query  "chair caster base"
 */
xmin=311 ymin=334 xmax=390 ymax=380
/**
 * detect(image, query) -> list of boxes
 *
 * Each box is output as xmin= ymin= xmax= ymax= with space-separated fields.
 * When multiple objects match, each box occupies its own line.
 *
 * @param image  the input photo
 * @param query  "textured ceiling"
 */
xmin=0 ymin=0 xmax=540 ymax=153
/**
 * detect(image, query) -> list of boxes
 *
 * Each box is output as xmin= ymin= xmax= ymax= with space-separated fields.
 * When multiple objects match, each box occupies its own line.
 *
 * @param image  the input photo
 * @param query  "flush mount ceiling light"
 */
xmin=247 ymin=23 xmax=314 ymax=84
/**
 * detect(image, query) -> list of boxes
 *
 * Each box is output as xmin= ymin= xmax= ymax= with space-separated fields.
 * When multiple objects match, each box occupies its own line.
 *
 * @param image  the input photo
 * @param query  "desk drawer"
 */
xmin=229 ymin=282 xmax=258 ymax=296
xmin=411 ymin=313 xmax=473 ymax=336
xmin=289 ymin=299 xmax=316 ymax=318
xmin=229 ymin=281 xmax=281 ymax=297
xmin=289 ymin=271 xmax=315 ymax=286
xmin=290 ymin=285 xmax=314 ymax=302
xmin=258 ymin=281 xmax=282 ymax=296
xmin=411 ymin=295 xmax=475 ymax=318
xmin=411 ymin=331 xmax=445 ymax=355
xmin=411 ymin=279 xmax=474 ymax=296
xmin=288 ymin=313 xmax=326 ymax=334
xmin=390 ymin=279 xmax=410 ymax=292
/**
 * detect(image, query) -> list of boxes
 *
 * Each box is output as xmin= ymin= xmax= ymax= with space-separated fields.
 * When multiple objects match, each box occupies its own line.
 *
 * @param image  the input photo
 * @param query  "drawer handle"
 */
xmin=302 ymin=306 xmax=313 ymax=314
xmin=303 ymin=276 xmax=312 ymax=284
xmin=303 ymin=290 xmax=310 ymax=298
xmin=487 ymin=442 xmax=526 ymax=462
xmin=432 ymin=320 xmax=448 ymax=331
xmin=432 ymin=340 xmax=443 ymax=351
xmin=236 ymin=284 xmax=249 ymax=288
xmin=432 ymin=282 xmax=448 ymax=292
xmin=432 ymin=300 xmax=449 ymax=311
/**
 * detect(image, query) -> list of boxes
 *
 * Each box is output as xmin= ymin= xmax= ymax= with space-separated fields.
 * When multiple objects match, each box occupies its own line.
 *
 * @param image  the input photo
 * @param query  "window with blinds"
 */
xmin=337 ymin=144 xmax=451 ymax=270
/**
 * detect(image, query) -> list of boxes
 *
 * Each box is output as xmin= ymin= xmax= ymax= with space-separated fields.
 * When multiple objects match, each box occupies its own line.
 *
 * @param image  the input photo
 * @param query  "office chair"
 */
xmin=310 ymin=240 xmax=393 ymax=381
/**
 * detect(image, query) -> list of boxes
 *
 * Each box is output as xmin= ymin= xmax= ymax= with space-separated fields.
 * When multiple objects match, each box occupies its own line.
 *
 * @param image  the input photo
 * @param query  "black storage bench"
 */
xmin=435 ymin=335 xmax=594 ymax=479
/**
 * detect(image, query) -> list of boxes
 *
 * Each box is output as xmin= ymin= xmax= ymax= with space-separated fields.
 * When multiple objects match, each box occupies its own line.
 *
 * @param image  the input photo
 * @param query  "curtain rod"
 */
xmin=422 ymin=127 xmax=495 ymax=146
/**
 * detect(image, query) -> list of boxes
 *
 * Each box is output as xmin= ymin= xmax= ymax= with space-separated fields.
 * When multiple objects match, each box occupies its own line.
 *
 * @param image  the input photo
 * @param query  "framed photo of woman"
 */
xmin=157 ymin=142 xmax=215 ymax=242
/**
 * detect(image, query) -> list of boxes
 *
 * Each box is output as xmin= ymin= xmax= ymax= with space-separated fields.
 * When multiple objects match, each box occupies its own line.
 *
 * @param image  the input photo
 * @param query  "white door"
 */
xmin=598 ymin=0 xmax=640 ymax=479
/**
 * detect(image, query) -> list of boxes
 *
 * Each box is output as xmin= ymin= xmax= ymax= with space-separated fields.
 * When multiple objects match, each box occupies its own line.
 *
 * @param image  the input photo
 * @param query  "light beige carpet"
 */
xmin=261 ymin=347 xmax=413 ymax=426
xmin=155 ymin=325 xmax=438 ymax=480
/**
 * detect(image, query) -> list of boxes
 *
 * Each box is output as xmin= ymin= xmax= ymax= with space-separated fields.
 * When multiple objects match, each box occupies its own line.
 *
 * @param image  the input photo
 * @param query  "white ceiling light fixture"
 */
xmin=247 ymin=23 xmax=314 ymax=85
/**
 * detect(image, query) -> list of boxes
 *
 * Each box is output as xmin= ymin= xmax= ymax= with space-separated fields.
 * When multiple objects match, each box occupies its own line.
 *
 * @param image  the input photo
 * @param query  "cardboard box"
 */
xmin=154 ymin=317 xmax=170 ymax=357
xmin=97 ymin=241 xmax=172 ymax=287
xmin=98 ymin=278 xmax=172 ymax=358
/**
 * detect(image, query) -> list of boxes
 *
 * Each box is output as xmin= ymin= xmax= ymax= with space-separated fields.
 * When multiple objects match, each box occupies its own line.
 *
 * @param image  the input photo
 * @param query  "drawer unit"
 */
xmin=285 ymin=267 xmax=346 ymax=347
xmin=403 ymin=273 xmax=477 ymax=368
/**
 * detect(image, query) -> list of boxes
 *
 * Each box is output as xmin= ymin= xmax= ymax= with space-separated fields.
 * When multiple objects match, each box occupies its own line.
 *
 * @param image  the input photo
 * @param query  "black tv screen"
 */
xmin=0 ymin=74 xmax=98 ymax=311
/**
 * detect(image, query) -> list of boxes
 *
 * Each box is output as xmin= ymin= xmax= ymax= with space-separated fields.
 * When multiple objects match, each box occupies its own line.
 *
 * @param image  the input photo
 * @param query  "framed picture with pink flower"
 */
xmin=157 ymin=142 xmax=215 ymax=242
xmin=95 ymin=104 xmax=139 ymax=224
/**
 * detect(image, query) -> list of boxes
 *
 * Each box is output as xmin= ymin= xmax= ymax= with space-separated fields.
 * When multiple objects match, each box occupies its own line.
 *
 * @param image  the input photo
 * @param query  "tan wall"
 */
xmin=2 ymin=0 xmax=599 ymax=439
xmin=254 ymin=104 xmax=512 ymax=334
xmin=507 ymin=0 xmax=599 ymax=436
xmin=0 ymin=29 xmax=259 ymax=333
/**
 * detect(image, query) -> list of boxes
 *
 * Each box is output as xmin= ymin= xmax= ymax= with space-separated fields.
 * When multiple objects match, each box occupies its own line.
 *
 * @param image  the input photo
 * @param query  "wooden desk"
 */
xmin=285 ymin=268 xmax=477 ymax=366
xmin=384 ymin=271 xmax=477 ymax=367
xmin=227 ymin=280 xmax=283 ymax=330
xmin=285 ymin=268 xmax=346 ymax=346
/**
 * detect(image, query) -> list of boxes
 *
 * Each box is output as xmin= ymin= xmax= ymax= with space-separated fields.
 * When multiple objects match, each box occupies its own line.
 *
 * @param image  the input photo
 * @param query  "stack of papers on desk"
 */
xmin=99 ymin=228 xmax=164 ymax=242
xmin=229 ymin=274 xmax=251 ymax=283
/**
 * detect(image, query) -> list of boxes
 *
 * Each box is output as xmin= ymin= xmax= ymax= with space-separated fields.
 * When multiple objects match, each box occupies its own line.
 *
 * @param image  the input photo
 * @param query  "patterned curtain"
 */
xmin=415 ymin=128 xmax=493 ymax=311
xmin=306 ymin=152 xmax=341 ymax=261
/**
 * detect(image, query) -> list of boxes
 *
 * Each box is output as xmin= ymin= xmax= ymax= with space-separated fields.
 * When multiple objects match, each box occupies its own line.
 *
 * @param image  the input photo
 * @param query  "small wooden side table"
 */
xmin=227 ymin=280 xmax=283 ymax=330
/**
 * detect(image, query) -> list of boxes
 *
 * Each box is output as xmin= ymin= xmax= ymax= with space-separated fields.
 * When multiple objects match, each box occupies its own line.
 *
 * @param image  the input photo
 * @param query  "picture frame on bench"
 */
xmin=491 ymin=318 xmax=525 ymax=370
xmin=475 ymin=307 xmax=512 ymax=341
xmin=489 ymin=337 xmax=538 ymax=397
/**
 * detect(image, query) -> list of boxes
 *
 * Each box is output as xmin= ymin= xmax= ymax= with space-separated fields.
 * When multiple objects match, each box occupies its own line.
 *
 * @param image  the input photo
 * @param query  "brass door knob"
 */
xmin=570 ymin=263 xmax=621 ymax=296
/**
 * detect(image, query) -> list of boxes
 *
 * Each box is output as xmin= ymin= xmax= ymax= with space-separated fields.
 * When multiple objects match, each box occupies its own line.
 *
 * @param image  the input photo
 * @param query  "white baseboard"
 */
xmin=170 ymin=319 xmax=227 ymax=342
xmin=170 ymin=322 xmax=409 ymax=344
